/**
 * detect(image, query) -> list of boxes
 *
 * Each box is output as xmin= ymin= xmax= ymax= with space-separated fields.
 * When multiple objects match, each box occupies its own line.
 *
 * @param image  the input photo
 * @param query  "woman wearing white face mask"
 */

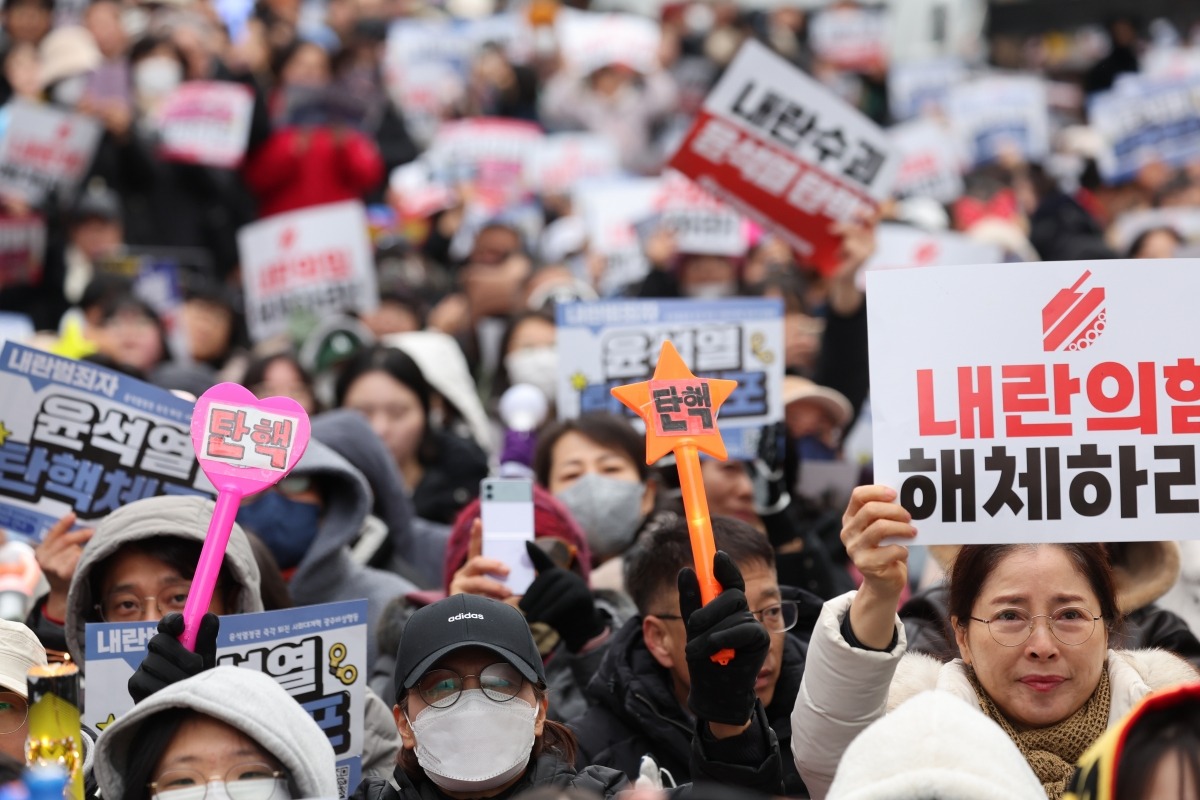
xmin=93 ymin=667 xmax=338 ymax=800
xmin=492 ymin=310 xmax=559 ymax=406
xmin=354 ymin=587 xmax=789 ymax=800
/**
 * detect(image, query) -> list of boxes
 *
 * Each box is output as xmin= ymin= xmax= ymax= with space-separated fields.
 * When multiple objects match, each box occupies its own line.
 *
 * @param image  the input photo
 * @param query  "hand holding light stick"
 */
xmin=182 ymin=383 xmax=311 ymax=650
xmin=612 ymin=340 xmax=738 ymax=662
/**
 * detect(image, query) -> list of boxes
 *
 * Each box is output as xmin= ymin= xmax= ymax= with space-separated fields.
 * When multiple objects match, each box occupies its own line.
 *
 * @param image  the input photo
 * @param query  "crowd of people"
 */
xmin=0 ymin=0 xmax=1199 ymax=798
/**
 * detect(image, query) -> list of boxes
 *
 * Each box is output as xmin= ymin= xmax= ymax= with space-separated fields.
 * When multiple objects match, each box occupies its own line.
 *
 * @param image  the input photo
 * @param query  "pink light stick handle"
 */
xmin=180 ymin=491 xmax=241 ymax=650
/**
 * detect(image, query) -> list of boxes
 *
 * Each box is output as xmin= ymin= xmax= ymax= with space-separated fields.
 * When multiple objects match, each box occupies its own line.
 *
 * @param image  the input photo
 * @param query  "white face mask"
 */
xmin=504 ymin=346 xmax=558 ymax=401
xmin=135 ymin=57 xmax=183 ymax=99
xmin=409 ymin=690 xmax=538 ymax=792
xmin=555 ymin=473 xmax=645 ymax=559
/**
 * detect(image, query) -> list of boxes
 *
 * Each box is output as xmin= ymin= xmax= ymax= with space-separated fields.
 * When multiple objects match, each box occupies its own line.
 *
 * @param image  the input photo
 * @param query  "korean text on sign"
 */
xmin=205 ymin=403 xmax=299 ymax=471
xmin=668 ymin=39 xmax=897 ymax=275
xmin=868 ymin=259 xmax=1200 ymax=545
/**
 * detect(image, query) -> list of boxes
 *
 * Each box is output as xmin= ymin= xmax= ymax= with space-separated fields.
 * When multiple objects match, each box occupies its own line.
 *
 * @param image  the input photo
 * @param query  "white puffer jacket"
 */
xmin=791 ymin=591 xmax=1200 ymax=800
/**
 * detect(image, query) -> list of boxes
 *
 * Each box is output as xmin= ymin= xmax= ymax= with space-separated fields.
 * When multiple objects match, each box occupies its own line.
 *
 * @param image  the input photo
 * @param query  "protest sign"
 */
xmin=0 ymin=101 xmax=102 ymax=204
xmin=1110 ymin=208 xmax=1200 ymax=254
xmin=426 ymin=118 xmax=545 ymax=214
xmin=238 ymin=201 xmax=378 ymax=343
xmin=554 ymin=9 xmax=661 ymax=75
xmin=887 ymin=57 xmax=968 ymax=122
xmin=86 ymin=599 xmax=367 ymax=799
xmin=156 ymin=81 xmax=255 ymax=169
xmin=638 ymin=172 xmax=746 ymax=257
xmin=668 ymin=39 xmax=898 ymax=275
xmin=523 ymin=133 xmax=621 ymax=196
xmin=884 ymin=0 xmax=987 ymax=65
xmin=864 ymin=223 xmax=1002 ymax=277
xmin=1088 ymin=74 xmax=1200 ymax=183
xmin=556 ymin=297 xmax=783 ymax=460
xmin=810 ymin=5 xmax=888 ymax=73
xmin=0 ymin=215 xmax=46 ymax=290
xmin=868 ymin=259 xmax=1200 ymax=544
xmin=889 ymin=118 xmax=965 ymax=204
xmin=0 ymin=342 xmax=213 ymax=542
xmin=946 ymin=75 xmax=1050 ymax=167
xmin=572 ymin=177 xmax=660 ymax=295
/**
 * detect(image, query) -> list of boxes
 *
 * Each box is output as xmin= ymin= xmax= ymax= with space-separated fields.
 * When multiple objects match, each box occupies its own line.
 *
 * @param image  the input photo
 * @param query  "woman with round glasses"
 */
xmin=791 ymin=485 xmax=1200 ymax=800
xmin=94 ymin=667 xmax=337 ymax=800
xmin=354 ymin=587 xmax=790 ymax=800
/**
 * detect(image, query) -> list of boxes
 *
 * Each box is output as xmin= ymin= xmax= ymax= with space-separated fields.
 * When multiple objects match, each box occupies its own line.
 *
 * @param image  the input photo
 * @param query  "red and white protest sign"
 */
xmin=0 ymin=101 xmax=102 ymax=203
xmin=0 ymin=215 xmax=46 ymax=289
xmin=869 ymin=259 xmax=1200 ymax=544
xmin=238 ymin=201 xmax=378 ymax=342
xmin=427 ymin=118 xmax=544 ymax=213
xmin=572 ymin=177 xmax=660 ymax=296
xmin=523 ymin=133 xmax=620 ymax=196
xmin=889 ymin=119 xmax=965 ymax=204
xmin=554 ymin=9 xmax=661 ymax=75
xmin=156 ymin=82 xmax=255 ymax=169
xmin=810 ymin=5 xmax=888 ymax=73
xmin=668 ymin=39 xmax=897 ymax=275
xmin=204 ymin=401 xmax=303 ymax=471
xmin=646 ymin=172 xmax=746 ymax=257
xmin=862 ymin=223 xmax=1001 ymax=289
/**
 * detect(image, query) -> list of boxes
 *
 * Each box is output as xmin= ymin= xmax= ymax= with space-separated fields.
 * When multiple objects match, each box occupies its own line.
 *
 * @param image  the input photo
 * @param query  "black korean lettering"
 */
xmin=769 ymin=103 xmax=815 ymax=149
xmin=1020 ymin=448 xmax=1045 ymax=521
xmin=1066 ymin=444 xmax=1111 ymax=517
xmin=898 ymin=447 xmax=937 ymax=520
xmin=1153 ymin=444 xmax=1199 ymax=514
xmin=843 ymin=140 xmax=887 ymax=188
xmin=811 ymin=127 xmax=848 ymax=165
xmin=730 ymin=83 xmax=782 ymax=129
xmin=983 ymin=446 xmax=1021 ymax=517
xmin=1045 ymin=446 xmax=1062 ymax=521
xmin=941 ymin=448 xmax=976 ymax=523
xmin=1117 ymin=446 xmax=1148 ymax=519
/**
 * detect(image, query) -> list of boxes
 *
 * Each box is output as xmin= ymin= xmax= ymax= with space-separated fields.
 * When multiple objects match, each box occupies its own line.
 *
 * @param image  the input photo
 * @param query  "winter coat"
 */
xmin=1158 ymin=540 xmax=1200 ymax=640
xmin=94 ymin=667 xmax=338 ymax=800
xmin=792 ymin=591 xmax=1200 ymax=800
xmin=412 ymin=429 xmax=490 ymax=526
xmin=353 ymin=755 xmax=626 ymax=800
xmin=571 ymin=591 xmax=815 ymax=796
xmin=243 ymin=125 xmax=383 ymax=217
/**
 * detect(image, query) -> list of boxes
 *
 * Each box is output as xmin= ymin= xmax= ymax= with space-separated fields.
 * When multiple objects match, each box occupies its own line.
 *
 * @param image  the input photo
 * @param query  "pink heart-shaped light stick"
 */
xmin=182 ymin=382 xmax=311 ymax=650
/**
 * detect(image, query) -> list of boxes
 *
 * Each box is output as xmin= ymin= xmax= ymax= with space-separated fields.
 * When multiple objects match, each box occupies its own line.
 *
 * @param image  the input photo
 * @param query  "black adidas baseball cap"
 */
xmin=393 ymin=594 xmax=546 ymax=702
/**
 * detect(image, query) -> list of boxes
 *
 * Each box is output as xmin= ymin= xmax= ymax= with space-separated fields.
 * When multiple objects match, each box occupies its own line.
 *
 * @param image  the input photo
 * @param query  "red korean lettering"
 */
xmin=1163 ymin=358 xmax=1200 ymax=434
xmin=916 ymin=369 xmax=955 ymax=435
xmin=251 ymin=418 xmax=294 ymax=469
xmin=1085 ymin=361 xmax=1157 ymax=434
xmin=958 ymin=366 xmax=994 ymax=439
xmin=1001 ymin=364 xmax=1072 ymax=437
xmin=207 ymin=408 xmax=249 ymax=459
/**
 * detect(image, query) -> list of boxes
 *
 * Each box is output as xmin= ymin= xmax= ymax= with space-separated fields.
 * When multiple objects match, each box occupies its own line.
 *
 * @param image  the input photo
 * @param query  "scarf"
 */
xmin=968 ymin=666 xmax=1112 ymax=800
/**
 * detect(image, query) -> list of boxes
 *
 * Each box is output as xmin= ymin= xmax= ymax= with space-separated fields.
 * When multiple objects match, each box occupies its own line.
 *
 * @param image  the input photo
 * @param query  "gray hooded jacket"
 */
xmin=94 ymin=666 xmax=338 ymax=800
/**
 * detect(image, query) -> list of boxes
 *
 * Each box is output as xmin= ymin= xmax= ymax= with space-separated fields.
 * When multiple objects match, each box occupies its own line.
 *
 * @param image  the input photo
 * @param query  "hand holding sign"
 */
xmin=612 ymin=340 xmax=738 ymax=662
xmin=183 ymin=383 xmax=310 ymax=650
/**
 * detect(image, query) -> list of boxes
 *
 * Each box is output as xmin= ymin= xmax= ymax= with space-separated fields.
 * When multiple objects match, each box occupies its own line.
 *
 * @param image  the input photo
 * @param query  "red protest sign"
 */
xmin=668 ymin=40 xmax=897 ymax=275
xmin=204 ymin=402 xmax=300 ymax=471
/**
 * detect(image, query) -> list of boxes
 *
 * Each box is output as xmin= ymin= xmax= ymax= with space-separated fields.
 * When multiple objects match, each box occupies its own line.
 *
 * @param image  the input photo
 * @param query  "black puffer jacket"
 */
xmin=570 ymin=590 xmax=816 ymax=796
xmin=901 ymin=583 xmax=1200 ymax=669
xmin=352 ymin=756 xmax=626 ymax=800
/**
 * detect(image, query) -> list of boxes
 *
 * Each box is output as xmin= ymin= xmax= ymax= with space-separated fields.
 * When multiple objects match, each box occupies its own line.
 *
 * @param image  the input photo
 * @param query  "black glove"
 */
xmin=679 ymin=551 xmax=770 ymax=726
xmin=128 ymin=612 xmax=220 ymax=703
xmin=751 ymin=422 xmax=791 ymax=518
xmin=519 ymin=541 xmax=605 ymax=653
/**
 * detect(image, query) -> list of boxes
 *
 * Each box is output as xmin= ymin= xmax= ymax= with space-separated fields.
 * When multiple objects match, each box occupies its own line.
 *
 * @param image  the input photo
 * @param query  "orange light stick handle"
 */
xmin=676 ymin=443 xmax=722 ymax=605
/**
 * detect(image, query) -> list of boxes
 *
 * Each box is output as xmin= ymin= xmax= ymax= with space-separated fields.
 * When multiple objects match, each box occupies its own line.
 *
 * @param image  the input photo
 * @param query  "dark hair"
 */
xmin=128 ymin=33 xmax=187 ymax=71
xmin=89 ymin=537 xmax=240 ymax=622
xmin=98 ymin=294 xmax=170 ymax=367
xmin=624 ymin=515 xmax=775 ymax=616
xmin=334 ymin=345 xmax=437 ymax=464
xmin=1127 ymin=226 xmax=1184 ymax=259
xmin=244 ymin=531 xmax=293 ymax=611
xmin=1113 ymin=700 xmax=1200 ymax=799
xmin=396 ymin=684 xmax=579 ymax=776
xmin=533 ymin=413 xmax=648 ymax=487
xmin=948 ymin=544 xmax=1121 ymax=631
xmin=489 ymin=309 xmax=555 ymax=403
xmin=271 ymin=39 xmax=328 ymax=83
xmin=241 ymin=352 xmax=315 ymax=400
xmin=0 ymin=752 xmax=23 ymax=785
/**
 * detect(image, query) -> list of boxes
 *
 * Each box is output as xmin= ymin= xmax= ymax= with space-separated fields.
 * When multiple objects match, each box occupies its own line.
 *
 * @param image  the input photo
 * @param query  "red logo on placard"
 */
xmin=280 ymin=227 xmax=296 ymax=251
xmin=1042 ymin=271 xmax=1106 ymax=352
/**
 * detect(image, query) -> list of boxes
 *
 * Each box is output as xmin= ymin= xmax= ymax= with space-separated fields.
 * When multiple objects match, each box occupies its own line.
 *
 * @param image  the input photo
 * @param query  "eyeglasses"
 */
xmin=149 ymin=763 xmax=288 ymax=800
xmin=652 ymin=601 xmax=799 ymax=634
xmin=0 ymin=692 xmax=28 ymax=735
xmin=414 ymin=662 xmax=529 ymax=709
xmin=968 ymin=607 xmax=1102 ymax=647
xmin=97 ymin=582 xmax=191 ymax=622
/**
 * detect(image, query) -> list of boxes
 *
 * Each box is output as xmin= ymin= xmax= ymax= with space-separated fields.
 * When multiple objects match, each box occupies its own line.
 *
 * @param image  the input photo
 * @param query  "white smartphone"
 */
xmin=480 ymin=478 xmax=536 ymax=595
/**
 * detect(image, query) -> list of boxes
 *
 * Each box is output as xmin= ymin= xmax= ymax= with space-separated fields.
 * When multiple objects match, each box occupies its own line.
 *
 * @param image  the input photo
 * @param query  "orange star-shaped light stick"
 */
xmin=612 ymin=340 xmax=738 ymax=610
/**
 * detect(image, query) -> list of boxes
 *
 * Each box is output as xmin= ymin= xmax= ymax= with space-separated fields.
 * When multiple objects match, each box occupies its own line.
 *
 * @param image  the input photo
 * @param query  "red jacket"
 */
xmin=243 ymin=125 xmax=383 ymax=217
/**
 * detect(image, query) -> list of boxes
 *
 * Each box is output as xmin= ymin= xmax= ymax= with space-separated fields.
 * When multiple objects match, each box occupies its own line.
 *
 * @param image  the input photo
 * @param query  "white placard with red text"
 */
xmin=238 ymin=201 xmax=378 ymax=342
xmin=523 ymin=133 xmax=621 ymax=196
xmin=648 ymin=172 xmax=746 ymax=257
xmin=868 ymin=259 xmax=1200 ymax=544
xmin=861 ymin=224 xmax=1001 ymax=289
xmin=156 ymin=81 xmax=255 ymax=168
xmin=554 ymin=9 xmax=661 ymax=75
xmin=810 ymin=5 xmax=888 ymax=73
xmin=0 ymin=101 xmax=102 ymax=203
xmin=889 ymin=118 xmax=965 ymax=204
xmin=668 ymin=39 xmax=897 ymax=275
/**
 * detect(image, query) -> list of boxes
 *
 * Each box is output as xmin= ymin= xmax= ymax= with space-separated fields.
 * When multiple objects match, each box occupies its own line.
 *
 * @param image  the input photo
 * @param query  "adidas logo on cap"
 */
xmin=448 ymin=612 xmax=485 ymax=622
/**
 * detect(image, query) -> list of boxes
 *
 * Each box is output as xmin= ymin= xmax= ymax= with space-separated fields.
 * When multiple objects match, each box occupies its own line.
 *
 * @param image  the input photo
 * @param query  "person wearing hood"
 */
xmin=310 ymin=409 xmax=449 ymax=589
xmin=825 ymin=691 xmax=1045 ymax=800
xmin=94 ymin=667 xmax=338 ymax=800
xmin=569 ymin=516 xmax=821 ymax=796
xmin=353 ymin=577 xmax=786 ymax=800
xmin=233 ymin=432 xmax=419 ymax=666
xmin=900 ymin=542 xmax=1200 ymax=670
xmin=31 ymin=495 xmax=401 ymax=779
